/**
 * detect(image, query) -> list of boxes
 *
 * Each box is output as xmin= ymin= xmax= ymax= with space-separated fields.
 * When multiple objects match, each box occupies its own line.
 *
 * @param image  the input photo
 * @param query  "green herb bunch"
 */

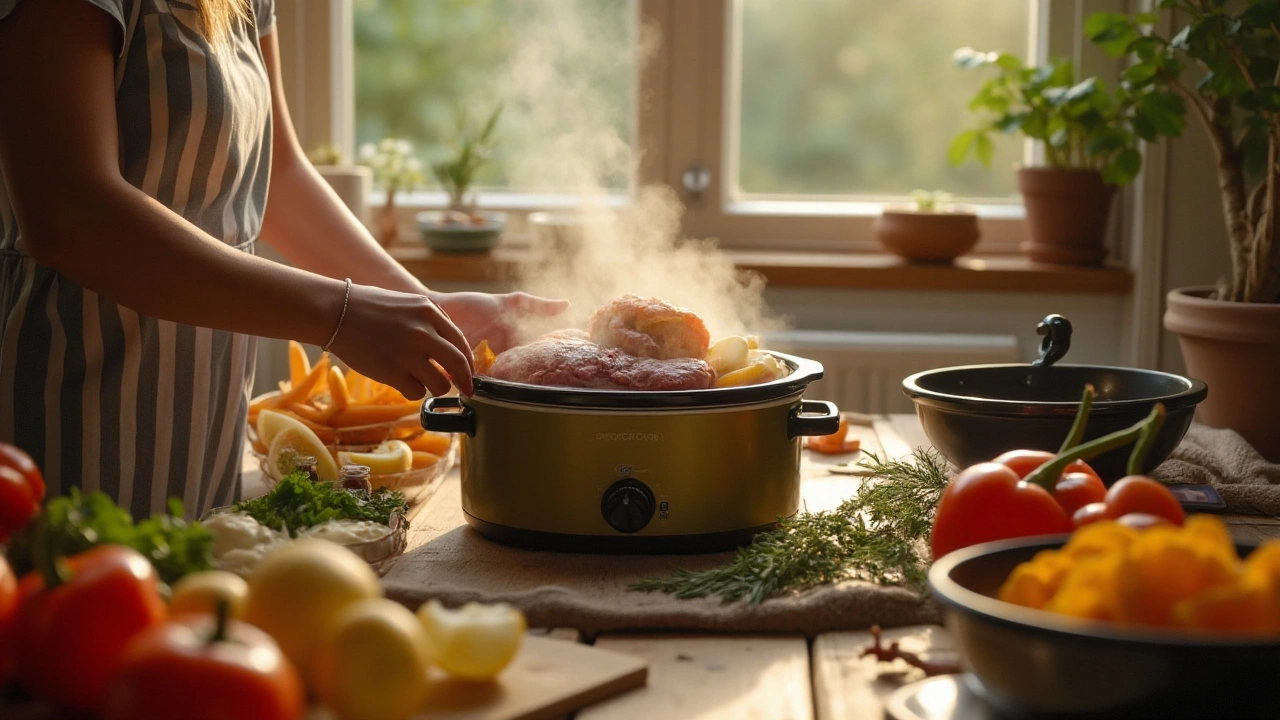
xmin=632 ymin=449 xmax=952 ymax=604
xmin=6 ymin=488 xmax=214 ymax=586
xmin=432 ymin=104 xmax=503 ymax=214
xmin=233 ymin=471 xmax=408 ymax=537
xmin=950 ymin=48 xmax=1186 ymax=186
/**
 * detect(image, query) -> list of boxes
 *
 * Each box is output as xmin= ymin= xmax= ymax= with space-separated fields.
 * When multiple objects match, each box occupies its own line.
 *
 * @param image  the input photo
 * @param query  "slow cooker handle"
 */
xmin=788 ymin=399 xmax=841 ymax=438
xmin=421 ymin=396 xmax=476 ymax=436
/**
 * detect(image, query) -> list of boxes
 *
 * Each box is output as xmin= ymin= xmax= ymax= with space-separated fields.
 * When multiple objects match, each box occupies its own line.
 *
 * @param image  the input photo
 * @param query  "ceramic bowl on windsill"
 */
xmin=416 ymin=210 xmax=506 ymax=253
xmin=928 ymin=535 xmax=1280 ymax=719
xmin=901 ymin=315 xmax=1207 ymax=482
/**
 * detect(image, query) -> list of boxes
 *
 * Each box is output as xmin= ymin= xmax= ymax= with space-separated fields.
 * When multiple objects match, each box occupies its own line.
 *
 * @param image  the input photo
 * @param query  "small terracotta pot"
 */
xmin=1164 ymin=286 xmax=1280 ymax=461
xmin=873 ymin=208 xmax=980 ymax=263
xmin=1017 ymin=168 xmax=1115 ymax=265
xmin=377 ymin=188 xmax=399 ymax=248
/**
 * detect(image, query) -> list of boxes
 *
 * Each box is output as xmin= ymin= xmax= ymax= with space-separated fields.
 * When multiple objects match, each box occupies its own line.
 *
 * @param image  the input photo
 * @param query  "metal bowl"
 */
xmin=902 ymin=315 xmax=1206 ymax=482
xmin=928 ymin=535 xmax=1280 ymax=719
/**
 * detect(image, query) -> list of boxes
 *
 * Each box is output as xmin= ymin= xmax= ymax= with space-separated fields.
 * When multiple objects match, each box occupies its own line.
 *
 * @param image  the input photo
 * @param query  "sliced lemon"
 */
xmin=416 ymin=600 xmax=526 ymax=680
xmin=257 ymin=408 xmax=312 ymax=447
xmin=706 ymin=335 xmax=750 ymax=376
xmin=337 ymin=440 xmax=414 ymax=476
xmin=267 ymin=426 xmax=339 ymax=482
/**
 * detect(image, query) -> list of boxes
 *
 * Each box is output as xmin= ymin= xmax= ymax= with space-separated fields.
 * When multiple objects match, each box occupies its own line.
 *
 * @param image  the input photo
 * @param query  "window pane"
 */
xmin=353 ymin=0 xmax=636 ymax=193
xmin=734 ymin=0 xmax=1031 ymax=201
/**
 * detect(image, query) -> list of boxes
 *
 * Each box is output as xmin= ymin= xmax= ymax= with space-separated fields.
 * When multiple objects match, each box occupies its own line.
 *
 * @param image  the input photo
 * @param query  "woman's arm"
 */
xmin=0 ymin=0 xmax=472 ymax=398
xmin=255 ymin=32 xmax=568 ymax=352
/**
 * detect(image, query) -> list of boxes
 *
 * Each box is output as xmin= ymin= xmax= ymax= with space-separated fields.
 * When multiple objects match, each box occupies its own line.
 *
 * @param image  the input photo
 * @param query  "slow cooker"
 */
xmin=421 ymin=351 xmax=838 ymax=553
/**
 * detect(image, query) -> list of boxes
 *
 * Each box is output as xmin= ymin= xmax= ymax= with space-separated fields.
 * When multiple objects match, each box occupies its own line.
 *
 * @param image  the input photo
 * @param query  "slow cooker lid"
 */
xmin=472 ymin=350 xmax=824 ymax=409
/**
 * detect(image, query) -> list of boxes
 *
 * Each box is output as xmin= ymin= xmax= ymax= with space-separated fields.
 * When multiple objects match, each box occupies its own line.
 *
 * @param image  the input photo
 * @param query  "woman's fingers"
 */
xmin=506 ymin=292 xmax=570 ymax=317
xmin=421 ymin=328 xmax=474 ymax=396
xmin=389 ymin=375 xmax=427 ymax=402
xmin=412 ymin=357 xmax=455 ymax=398
xmin=424 ymin=298 xmax=475 ymax=369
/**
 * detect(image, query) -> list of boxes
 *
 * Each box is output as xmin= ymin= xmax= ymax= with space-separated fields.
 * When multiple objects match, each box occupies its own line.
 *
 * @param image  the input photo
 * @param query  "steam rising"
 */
xmin=491 ymin=0 xmax=782 ymax=343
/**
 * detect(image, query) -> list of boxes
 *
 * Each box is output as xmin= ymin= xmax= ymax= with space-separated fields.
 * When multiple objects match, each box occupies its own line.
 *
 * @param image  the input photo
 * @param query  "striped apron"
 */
xmin=0 ymin=0 xmax=275 ymax=520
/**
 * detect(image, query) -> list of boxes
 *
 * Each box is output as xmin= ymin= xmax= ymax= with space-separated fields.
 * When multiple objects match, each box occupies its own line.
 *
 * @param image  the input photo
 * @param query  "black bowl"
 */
xmin=902 ymin=363 xmax=1207 ymax=482
xmin=929 ymin=536 xmax=1280 ymax=719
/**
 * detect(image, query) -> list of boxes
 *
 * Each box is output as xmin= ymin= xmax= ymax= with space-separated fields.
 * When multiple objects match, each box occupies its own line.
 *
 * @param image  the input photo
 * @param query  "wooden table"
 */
xmin=479 ymin=414 xmax=1280 ymax=720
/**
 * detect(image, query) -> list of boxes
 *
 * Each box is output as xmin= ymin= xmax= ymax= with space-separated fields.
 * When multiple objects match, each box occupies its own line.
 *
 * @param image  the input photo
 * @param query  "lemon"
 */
xmin=706 ymin=335 xmax=750 ymax=376
xmin=169 ymin=570 xmax=250 ymax=619
xmin=314 ymin=598 xmax=431 ymax=720
xmin=257 ymin=408 xmax=312 ymax=447
xmin=337 ymin=440 xmax=413 ymax=476
xmin=244 ymin=538 xmax=383 ymax=686
xmin=267 ymin=426 xmax=339 ymax=482
xmin=417 ymin=600 xmax=526 ymax=680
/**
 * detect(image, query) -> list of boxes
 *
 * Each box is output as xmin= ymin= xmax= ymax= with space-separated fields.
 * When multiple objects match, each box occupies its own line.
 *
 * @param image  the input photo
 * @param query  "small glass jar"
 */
xmin=340 ymin=463 xmax=373 ymax=494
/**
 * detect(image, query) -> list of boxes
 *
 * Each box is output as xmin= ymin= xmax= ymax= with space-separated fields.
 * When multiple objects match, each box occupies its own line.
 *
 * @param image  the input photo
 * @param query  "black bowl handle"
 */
xmin=1032 ymin=314 xmax=1072 ymax=368
xmin=421 ymin=396 xmax=476 ymax=436
xmin=788 ymin=399 xmax=841 ymax=438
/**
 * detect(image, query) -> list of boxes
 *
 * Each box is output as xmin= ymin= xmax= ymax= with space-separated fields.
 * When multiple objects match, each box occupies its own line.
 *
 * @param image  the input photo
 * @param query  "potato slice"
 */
xmin=706 ymin=335 xmax=750 ymax=376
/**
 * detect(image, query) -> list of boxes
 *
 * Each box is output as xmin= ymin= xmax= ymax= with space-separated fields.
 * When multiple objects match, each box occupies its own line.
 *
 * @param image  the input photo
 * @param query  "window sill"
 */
xmin=388 ymin=243 xmax=1133 ymax=294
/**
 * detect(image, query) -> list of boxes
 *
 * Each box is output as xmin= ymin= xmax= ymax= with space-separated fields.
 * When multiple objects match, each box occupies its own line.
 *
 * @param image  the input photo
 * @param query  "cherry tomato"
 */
xmin=0 ymin=442 xmax=44 ymax=542
xmin=1072 ymin=502 xmax=1112 ymax=527
xmin=1104 ymin=476 xmax=1185 ymax=526
xmin=931 ymin=462 xmax=1072 ymax=559
xmin=1053 ymin=471 xmax=1108 ymax=518
xmin=993 ymin=449 xmax=1101 ymax=484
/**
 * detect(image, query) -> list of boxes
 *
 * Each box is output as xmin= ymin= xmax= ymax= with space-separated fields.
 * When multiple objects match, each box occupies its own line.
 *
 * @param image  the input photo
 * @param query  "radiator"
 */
xmin=766 ymin=330 xmax=1020 ymax=415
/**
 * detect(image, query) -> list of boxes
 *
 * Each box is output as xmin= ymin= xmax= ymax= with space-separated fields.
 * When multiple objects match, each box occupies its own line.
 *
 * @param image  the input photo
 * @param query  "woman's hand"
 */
xmin=433 ymin=292 xmax=570 ymax=353
xmin=327 ymin=285 xmax=475 ymax=400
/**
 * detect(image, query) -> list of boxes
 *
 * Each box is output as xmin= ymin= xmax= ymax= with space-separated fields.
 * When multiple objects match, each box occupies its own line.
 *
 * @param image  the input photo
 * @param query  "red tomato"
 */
xmin=0 ymin=555 xmax=16 ymax=682
xmin=14 ymin=545 xmax=167 ymax=710
xmin=103 ymin=612 xmax=305 ymax=720
xmin=931 ymin=462 xmax=1073 ymax=559
xmin=1053 ymin=471 xmax=1108 ymax=518
xmin=992 ymin=449 xmax=1101 ymax=484
xmin=1104 ymin=476 xmax=1185 ymax=526
xmin=0 ymin=442 xmax=44 ymax=542
xmin=1072 ymin=502 xmax=1112 ymax=527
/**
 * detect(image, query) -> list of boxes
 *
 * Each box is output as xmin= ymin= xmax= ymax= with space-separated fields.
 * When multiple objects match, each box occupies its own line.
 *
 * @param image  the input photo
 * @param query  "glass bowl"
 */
xmin=201 ymin=507 xmax=410 ymax=577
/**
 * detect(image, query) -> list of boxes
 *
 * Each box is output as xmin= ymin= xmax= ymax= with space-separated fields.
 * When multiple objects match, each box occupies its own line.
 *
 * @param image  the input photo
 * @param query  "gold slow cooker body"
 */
xmin=423 ymin=351 xmax=837 ymax=553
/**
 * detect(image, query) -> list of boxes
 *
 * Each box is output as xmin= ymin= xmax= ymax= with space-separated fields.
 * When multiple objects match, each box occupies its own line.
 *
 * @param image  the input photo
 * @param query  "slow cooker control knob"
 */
xmin=601 ymin=480 xmax=656 ymax=534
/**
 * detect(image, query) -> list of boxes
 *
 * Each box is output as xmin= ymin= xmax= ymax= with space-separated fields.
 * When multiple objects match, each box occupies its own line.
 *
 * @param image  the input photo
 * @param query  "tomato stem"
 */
xmin=209 ymin=596 xmax=230 ymax=646
xmin=1126 ymin=403 xmax=1166 ymax=476
xmin=1058 ymin=384 xmax=1096 ymax=453
xmin=1023 ymin=404 xmax=1164 ymax=490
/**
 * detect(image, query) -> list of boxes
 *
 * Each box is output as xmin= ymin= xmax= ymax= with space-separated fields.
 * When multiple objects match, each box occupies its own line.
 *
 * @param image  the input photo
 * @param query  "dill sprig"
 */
xmin=631 ymin=447 xmax=952 ymax=604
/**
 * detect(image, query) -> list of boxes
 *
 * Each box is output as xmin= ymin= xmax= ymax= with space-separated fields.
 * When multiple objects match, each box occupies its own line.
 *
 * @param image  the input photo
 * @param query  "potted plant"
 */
xmin=873 ymin=189 xmax=981 ymax=263
xmin=1087 ymin=3 xmax=1280 ymax=460
xmin=358 ymin=138 xmax=424 ymax=248
xmin=950 ymin=49 xmax=1182 ymax=265
xmin=307 ymin=144 xmax=372 ymax=226
xmin=416 ymin=104 xmax=506 ymax=254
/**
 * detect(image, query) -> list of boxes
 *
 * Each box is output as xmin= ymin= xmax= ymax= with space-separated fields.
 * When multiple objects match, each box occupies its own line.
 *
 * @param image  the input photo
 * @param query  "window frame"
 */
xmin=279 ymin=0 xmax=1130 ymax=256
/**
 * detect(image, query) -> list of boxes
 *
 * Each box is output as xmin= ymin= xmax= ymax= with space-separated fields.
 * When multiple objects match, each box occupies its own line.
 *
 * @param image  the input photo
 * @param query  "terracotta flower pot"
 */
xmin=1017 ymin=168 xmax=1115 ymax=266
xmin=873 ymin=208 xmax=981 ymax=263
xmin=1164 ymin=286 xmax=1280 ymax=461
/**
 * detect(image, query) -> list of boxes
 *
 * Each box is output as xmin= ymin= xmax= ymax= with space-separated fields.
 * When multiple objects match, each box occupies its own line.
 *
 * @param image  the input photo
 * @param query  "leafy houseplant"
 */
xmin=359 ymin=138 xmax=424 ymax=248
xmin=307 ymin=144 xmax=372 ymax=227
xmin=417 ymin=105 xmax=506 ymax=253
xmin=951 ymin=48 xmax=1184 ymax=264
xmin=1086 ymin=2 xmax=1280 ymax=460
xmin=873 ymin=190 xmax=981 ymax=263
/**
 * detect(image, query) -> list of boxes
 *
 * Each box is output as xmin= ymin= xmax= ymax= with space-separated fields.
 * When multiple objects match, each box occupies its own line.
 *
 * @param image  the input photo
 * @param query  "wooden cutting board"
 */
xmin=416 ymin=635 xmax=649 ymax=720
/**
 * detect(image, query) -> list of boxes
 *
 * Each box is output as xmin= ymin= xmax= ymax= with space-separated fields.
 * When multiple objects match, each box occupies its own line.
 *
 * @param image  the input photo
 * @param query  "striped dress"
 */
xmin=0 ymin=0 xmax=275 ymax=520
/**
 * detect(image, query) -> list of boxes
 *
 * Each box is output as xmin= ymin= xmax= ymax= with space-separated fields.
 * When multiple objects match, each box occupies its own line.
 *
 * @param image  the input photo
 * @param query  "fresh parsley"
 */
xmin=232 ymin=470 xmax=408 ymax=536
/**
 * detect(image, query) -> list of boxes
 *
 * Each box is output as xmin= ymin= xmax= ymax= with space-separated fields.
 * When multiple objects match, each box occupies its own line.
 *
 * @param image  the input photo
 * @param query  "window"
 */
xmin=732 ymin=0 xmax=1031 ymax=202
xmin=352 ymin=0 xmax=637 ymax=196
xmin=284 ymin=0 xmax=1122 ymax=252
